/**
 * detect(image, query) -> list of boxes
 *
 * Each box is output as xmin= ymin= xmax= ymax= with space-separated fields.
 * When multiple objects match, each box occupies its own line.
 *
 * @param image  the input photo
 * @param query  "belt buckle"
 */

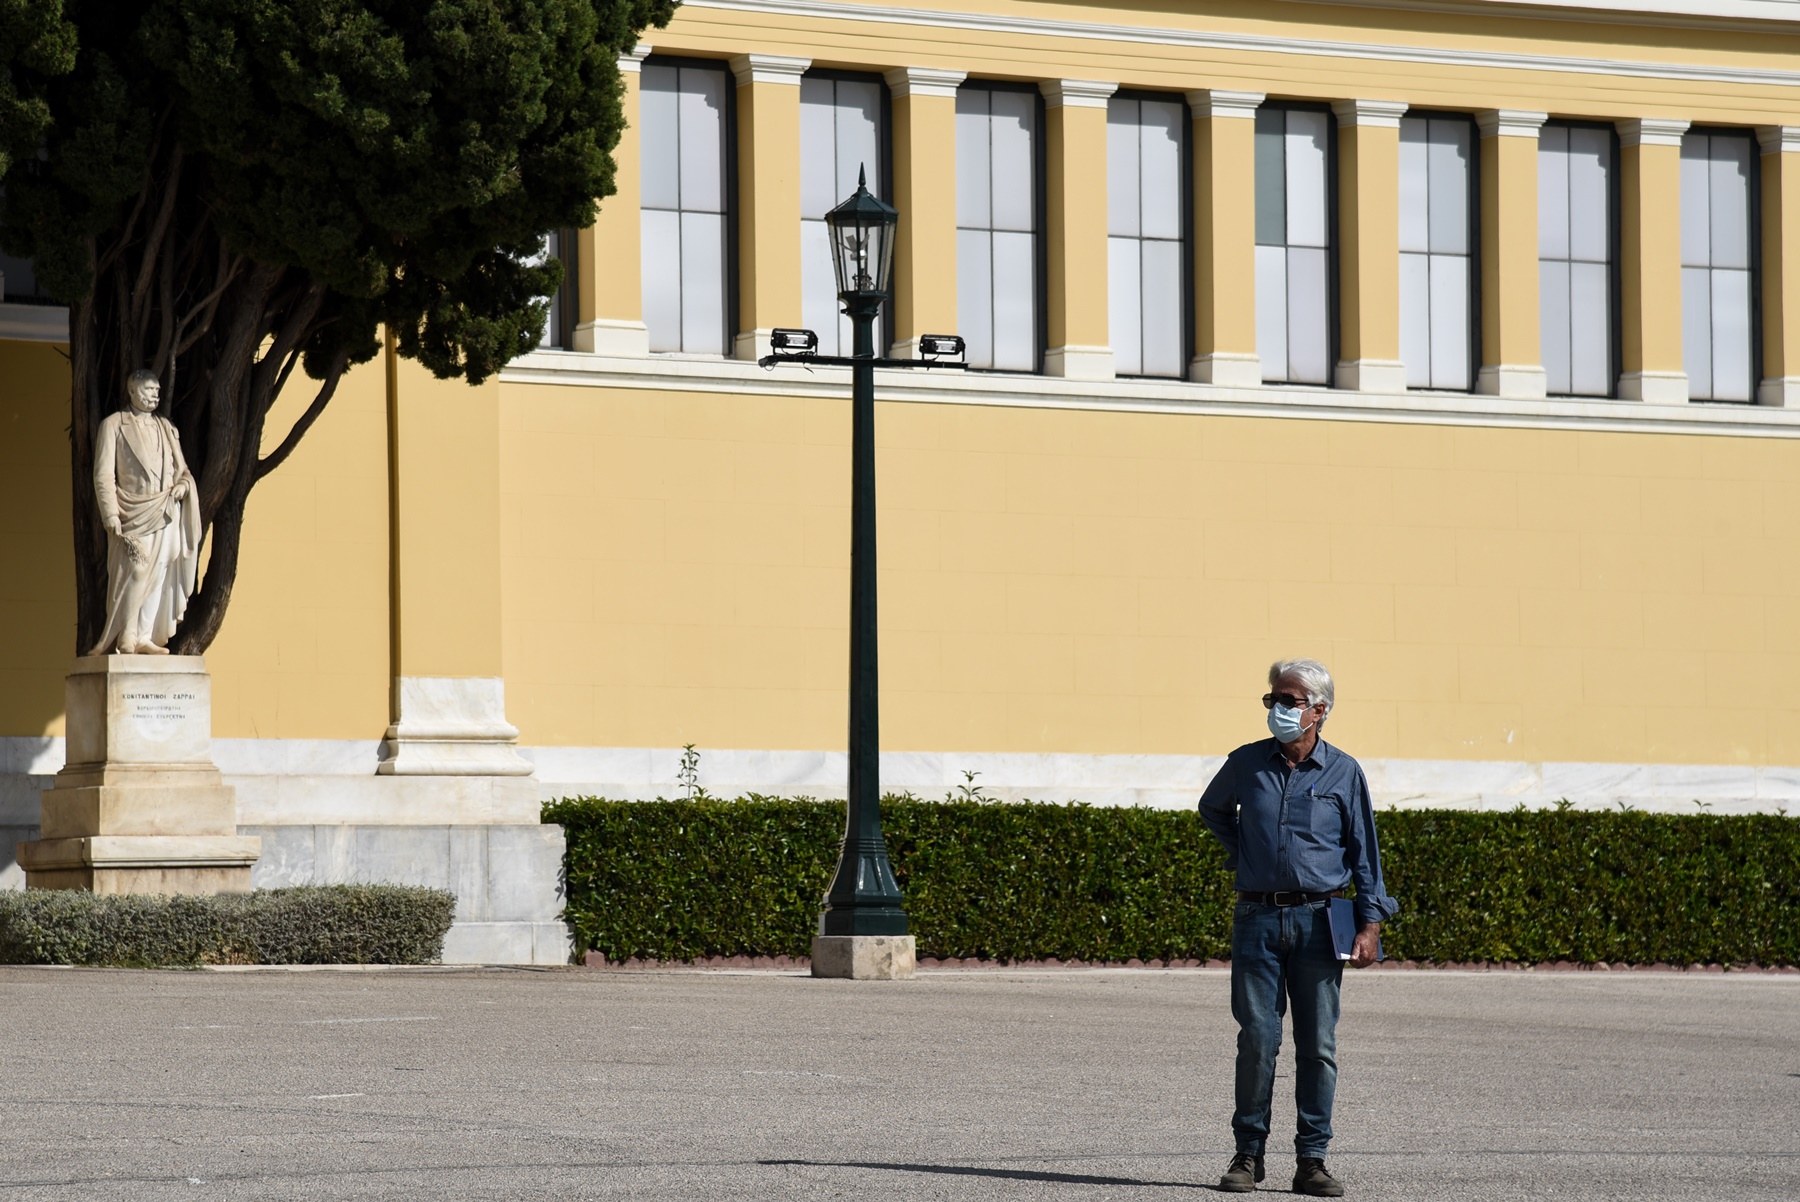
xmin=1272 ymin=890 xmax=1301 ymax=907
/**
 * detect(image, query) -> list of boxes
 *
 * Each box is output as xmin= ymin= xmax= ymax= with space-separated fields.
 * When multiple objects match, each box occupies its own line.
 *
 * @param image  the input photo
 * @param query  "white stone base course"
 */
xmin=3 ymin=736 xmax=1796 ymax=964
xmin=247 ymin=823 xmax=570 ymax=967
xmin=811 ymin=934 xmax=916 ymax=980
xmin=524 ymin=745 xmax=1800 ymax=817
xmin=8 ymin=738 xmax=1800 ymax=824
xmin=0 ymin=738 xmax=571 ymax=967
xmin=441 ymin=921 xmax=573 ymax=966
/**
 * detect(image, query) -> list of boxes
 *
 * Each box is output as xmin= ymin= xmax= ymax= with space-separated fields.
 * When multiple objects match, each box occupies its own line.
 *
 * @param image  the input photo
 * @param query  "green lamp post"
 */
xmin=818 ymin=169 xmax=906 ymax=939
xmin=761 ymin=169 xmax=965 ymax=973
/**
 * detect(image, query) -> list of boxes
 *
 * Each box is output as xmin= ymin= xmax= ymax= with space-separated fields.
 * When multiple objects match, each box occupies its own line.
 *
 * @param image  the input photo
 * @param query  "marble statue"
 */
xmin=88 ymin=369 xmax=202 ymax=655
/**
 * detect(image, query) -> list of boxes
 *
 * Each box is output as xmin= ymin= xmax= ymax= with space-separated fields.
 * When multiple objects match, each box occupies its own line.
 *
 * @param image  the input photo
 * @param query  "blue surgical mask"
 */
xmin=1267 ymin=703 xmax=1311 ymax=743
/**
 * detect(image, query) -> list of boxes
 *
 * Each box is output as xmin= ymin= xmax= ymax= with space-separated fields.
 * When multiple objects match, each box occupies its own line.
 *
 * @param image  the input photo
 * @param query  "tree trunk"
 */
xmin=69 ymin=128 xmax=350 ymax=657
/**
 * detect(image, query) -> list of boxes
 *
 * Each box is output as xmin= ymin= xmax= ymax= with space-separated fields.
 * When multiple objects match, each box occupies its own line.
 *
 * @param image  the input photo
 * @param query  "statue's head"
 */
xmin=126 ymin=369 xmax=160 ymax=414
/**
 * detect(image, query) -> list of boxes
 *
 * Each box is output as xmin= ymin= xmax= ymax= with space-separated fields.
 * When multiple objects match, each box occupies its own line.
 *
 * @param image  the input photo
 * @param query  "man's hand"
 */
xmin=172 ymin=479 xmax=189 ymax=501
xmin=1351 ymin=923 xmax=1381 ymax=969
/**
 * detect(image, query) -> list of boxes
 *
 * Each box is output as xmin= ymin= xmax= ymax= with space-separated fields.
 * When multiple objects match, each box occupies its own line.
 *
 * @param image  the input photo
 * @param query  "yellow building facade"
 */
xmin=8 ymin=0 xmax=1800 ymax=878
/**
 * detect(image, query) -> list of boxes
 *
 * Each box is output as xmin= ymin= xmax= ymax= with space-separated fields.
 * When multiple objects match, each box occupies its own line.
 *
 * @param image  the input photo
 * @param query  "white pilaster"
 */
xmin=378 ymin=677 xmax=534 ymax=777
xmin=1477 ymin=365 xmax=1550 ymax=399
xmin=1476 ymin=109 xmax=1549 ymax=139
xmin=1038 ymin=79 xmax=1118 ymax=109
xmin=1615 ymin=117 xmax=1691 ymax=147
xmin=1186 ymin=89 xmax=1265 ymax=120
xmin=727 ymin=53 xmax=811 ymax=87
xmin=882 ymin=66 xmax=967 ymax=99
xmin=1618 ymin=370 xmax=1691 ymax=403
xmin=1331 ymin=98 xmax=1409 ymax=128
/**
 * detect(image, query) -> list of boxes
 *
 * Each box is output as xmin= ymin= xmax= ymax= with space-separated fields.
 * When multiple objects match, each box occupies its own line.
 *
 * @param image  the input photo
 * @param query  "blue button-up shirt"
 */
xmin=1198 ymin=736 xmax=1399 ymax=926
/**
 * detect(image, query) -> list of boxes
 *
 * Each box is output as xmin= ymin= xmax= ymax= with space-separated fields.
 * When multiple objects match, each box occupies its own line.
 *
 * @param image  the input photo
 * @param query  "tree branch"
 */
xmin=257 ymin=346 xmax=351 ymax=479
xmin=268 ymin=343 xmax=303 ymax=403
xmin=197 ymin=263 xmax=284 ymax=517
xmin=174 ymin=252 xmax=242 ymax=356
xmin=131 ymin=146 xmax=184 ymax=317
xmin=131 ymin=147 xmax=185 ymax=358
xmin=94 ymin=106 xmax=173 ymax=279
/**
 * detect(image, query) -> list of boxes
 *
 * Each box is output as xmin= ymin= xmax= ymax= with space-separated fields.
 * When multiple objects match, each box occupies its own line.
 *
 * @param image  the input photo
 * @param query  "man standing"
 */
xmin=89 ymin=369 xmax=202 ymax=655
xmin=1197 ymin=658 xmax=1398 ymax=1198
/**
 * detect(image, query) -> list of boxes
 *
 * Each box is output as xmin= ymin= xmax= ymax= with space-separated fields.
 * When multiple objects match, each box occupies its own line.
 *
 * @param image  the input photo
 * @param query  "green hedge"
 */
xmin=0 ymin=885 xmax=458 ymax=967
xmin=546 ymin=797 xmax=1800 ymax=966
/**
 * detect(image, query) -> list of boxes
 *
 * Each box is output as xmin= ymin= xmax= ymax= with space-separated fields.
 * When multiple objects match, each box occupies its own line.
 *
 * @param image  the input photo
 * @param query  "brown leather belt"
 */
xmin=1238 ymin=889 xmax=1346 ymax=906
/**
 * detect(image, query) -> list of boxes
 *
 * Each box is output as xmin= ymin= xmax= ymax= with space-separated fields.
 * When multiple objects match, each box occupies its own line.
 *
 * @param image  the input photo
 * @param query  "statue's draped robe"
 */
xmin=89 ymin=411 xmax=202 ymax=654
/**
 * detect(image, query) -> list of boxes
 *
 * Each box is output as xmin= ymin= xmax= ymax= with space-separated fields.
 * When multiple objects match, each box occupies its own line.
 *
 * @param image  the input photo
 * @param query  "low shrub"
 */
xmin=0 ymin=885 xmax=457 ymax=967
xmin=1380 ymin=809 xmax=1800 ymax=966
xmin=549 ymin=795 xmax=1233 ymax=963
xmin=546 ymin=797 xmax=1800 ymax=967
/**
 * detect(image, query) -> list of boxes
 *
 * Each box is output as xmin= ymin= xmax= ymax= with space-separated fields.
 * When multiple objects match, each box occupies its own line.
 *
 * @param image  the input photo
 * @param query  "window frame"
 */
xmin=1538 ymin=118 xmax=1621 ymax=399
xmin=1681 ymin=124 xmax=1763 ymax=405
xmin=1397 ymin=109 xmax=1482 ymax=394
xmin=799 ymin=67 xmax=895 ymax=355
xmin=1107 ymin=87 xmax=1194 ymax=380
xmin=543 ymin=227 xmax=580 ymax=350
xmin=639 ymin=54 xmax=739 ymax=356
xmin=1253 ymin=99 xmax=1339 ymax=388
xmin=955 ymin=77 xmax=1048 ymax=375
xmin=0 ymin=262 xmax=58 ymax=304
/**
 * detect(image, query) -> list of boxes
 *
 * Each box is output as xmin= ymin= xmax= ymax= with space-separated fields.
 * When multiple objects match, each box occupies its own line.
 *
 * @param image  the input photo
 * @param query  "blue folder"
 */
xmin=1327 ymin=897 xmax=1383 ymax=962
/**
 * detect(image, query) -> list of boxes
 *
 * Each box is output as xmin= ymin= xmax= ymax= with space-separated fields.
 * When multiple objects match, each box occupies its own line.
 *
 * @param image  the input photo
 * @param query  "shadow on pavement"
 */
xmin=760 ymin=1158 xmax=1205 ymax=1188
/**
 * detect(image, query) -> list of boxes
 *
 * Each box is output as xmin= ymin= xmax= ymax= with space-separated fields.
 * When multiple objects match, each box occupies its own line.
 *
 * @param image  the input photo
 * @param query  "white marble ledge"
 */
xmin=502 ymin=349 xmax=1800 ymax=440
xmin=7 ymin=738 xmax=1800 ymax=816
xmin=231 ymin=775 xmax=542 ymax=826
xmin=0 ymin=736 xmax=384 ymax=777
xmin=527 ymin=746 xmax=1800 ymax=816
xmin=0 ymin=738 xmax=64 ymax=776
xmin=216 ymin=739 xmax=382 ymax=776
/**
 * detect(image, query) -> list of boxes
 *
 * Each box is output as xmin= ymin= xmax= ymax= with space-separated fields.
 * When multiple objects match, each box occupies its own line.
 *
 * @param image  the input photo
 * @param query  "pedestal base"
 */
xmin=378 ymin=677 xmax=533 ymax=776
xmin=19 ymin=834 xmax=260 ymax=894
xmin=811 ymin=934 xmax=916 ymax=980
xmin=20 ymin=656 xmax=259 ymax=897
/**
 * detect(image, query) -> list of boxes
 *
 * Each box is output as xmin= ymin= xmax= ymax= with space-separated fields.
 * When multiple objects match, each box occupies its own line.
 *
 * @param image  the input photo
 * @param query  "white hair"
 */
xmin=1269 ymin=658 xmax=1335 ymax=714
xmin=126 ymin=368 xmax=159 ymax=393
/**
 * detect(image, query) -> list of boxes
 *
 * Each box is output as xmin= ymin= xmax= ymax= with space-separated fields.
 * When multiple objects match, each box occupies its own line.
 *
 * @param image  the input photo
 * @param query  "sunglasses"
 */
xmin=1261 ymin=692 xmax=1314 ymax=711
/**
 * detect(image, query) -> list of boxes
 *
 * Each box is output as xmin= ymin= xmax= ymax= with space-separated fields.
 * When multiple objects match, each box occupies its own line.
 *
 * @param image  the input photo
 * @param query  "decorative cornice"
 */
xmin=1332 ymin=98 xmax=1410 ymax=128
xmin=1039 ymin=79 xmax=1119 ymax=109
xmin=1293 ymin=0 xmax=1800 ymax=35
xmin=0 ymin=302 xmax=70 ymax=343
xmin=1616 ymin=117 xmax=1690 ymax=147
xmin=683 ymin=0 xmax=1800 ymax=92
xmin=1186 ymin=89 xmax=1265 ymax=120
xmin=1757 ymin=125 xmax=1800 ymax=153
xmin=617 ymin=43 xmax=653 ymax=73
xmin=727 ymin=53 xmax=811 ymax=87
xmin=1477 ymin=109 xmax=1550 ymax=138
xmin=883 ymin=66 xmax=967 ymax=99
xmin=501 ymin=349 xmax=1800 ymax=442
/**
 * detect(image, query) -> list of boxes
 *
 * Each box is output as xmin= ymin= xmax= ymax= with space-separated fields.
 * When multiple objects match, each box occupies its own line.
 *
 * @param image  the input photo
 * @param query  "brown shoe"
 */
xmin=1218 ymin=1152 xmax=1264 ymax=1192
xmin=1293 ymin=1157 xmax=1344 ymax=1197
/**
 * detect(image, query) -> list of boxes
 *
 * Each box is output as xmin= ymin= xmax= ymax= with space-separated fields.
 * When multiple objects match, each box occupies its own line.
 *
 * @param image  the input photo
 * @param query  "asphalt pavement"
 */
xmin=0 ymin=965 xmax=1795 ymax=1200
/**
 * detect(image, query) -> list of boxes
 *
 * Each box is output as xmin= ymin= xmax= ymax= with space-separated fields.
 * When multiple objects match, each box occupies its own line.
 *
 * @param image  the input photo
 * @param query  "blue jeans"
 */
xmin=1229 ymin=899 xmax=1344 ymax=1159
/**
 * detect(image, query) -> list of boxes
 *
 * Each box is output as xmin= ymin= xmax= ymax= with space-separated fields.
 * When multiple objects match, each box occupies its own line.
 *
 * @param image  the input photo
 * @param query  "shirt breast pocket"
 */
xmin=1303 ymin=790 xmax=1345 ymax=845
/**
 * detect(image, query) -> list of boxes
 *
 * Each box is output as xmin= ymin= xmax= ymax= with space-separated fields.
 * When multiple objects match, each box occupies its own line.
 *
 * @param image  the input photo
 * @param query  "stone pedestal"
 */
xmin=811 ymin=935 xmax=916 ymax=980
xmin=18 ymin=657 xmax=259 ymax=894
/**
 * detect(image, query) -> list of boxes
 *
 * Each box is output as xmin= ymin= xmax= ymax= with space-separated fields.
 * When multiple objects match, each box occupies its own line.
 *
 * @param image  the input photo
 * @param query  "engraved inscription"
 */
xmin=123 ymin=690 xmax=198 ymax=721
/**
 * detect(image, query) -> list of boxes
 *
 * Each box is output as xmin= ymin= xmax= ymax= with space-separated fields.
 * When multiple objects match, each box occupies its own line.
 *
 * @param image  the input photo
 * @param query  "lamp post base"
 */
xmin=811 ymin=934 xmax=916 ymax=980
